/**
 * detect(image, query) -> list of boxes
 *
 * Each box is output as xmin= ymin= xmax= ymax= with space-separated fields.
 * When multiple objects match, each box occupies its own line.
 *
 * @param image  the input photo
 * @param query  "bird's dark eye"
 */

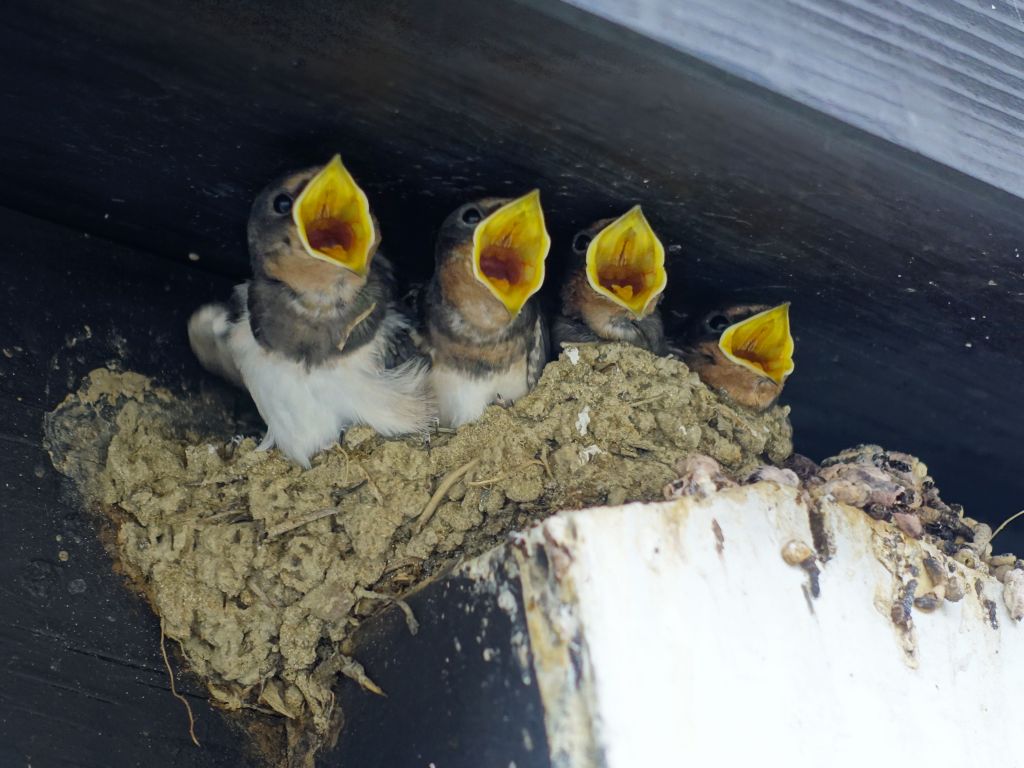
xmin=572 ymin=233 xmax=592 ymax=253
xmin=272 ymin=193 xmax=293 ymax=215
xmin=706 ymin=314 xmax=731 ymax=332
xmin=461 ymin=206 xmax=482 ymax=225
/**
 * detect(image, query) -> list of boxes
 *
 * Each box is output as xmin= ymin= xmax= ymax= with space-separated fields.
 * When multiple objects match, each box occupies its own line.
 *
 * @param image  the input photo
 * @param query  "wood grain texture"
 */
xmin=328 ymin=573 xmax=550 ymax=768
xmin=1 ymin=1 xmax=1024 ymax=762
xmin=0 ymin=0 xmax=1019 ymax=546
xmin=569 ymin=0 xmax=1024 ymax=198
xmin=0 ymin=207 xmax=254 ymax=766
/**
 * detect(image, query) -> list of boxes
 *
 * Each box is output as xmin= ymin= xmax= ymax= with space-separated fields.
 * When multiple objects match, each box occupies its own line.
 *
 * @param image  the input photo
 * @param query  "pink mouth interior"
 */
xmin=306 ymin=218 xmax=355 ymax=253
xmin=479 ymin=244 xmax=524 ymax=286
xmin=597 ymin=264 xmax=644 ymax=296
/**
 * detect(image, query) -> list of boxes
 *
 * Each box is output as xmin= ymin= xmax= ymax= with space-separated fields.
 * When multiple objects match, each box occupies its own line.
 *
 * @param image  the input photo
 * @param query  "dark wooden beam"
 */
xmin=0 ymin=207 xmax=252 ymax=766
xmin=1 ymin=2 xmax=1024 ymax=763
xmin=570 ymin=0 xmax=1024 ymax=199
xmin=1 ymin=0 xmax=1019 ymax=535
xmin=330 ymin=570 xmax=550 ymax=768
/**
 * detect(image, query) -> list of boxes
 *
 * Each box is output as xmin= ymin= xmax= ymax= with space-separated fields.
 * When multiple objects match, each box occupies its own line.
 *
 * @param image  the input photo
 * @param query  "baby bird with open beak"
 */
xmin=188 ymin=155 xmax=435 ymax=466
xmin=423 ymin=191 xmax=551 ymax=427
xmin=553 ymin=206 xmax=668 ymax=354
xmin=674 ymin=303 xmax=795 ymax=410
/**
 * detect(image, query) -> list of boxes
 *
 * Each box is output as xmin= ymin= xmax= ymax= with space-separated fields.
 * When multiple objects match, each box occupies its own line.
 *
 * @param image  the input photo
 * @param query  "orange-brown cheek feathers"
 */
xmin=684 ymin=341 xmax=784 ymax=410
xmin=553 ymin=270 xmax=667 ymax=353
xmin=424 ymin=194 xmax=551 ymax=428
xmin=470 ymin=190 xmax=549 ymax=317
xmin=262 ymin=243 xmax=366 ymax=298
xmin=675 ymin=303 xmax=795 ymax=411
xmin=437 ymin=240 xmax=518 ymax=335
xmin=189 ymin=156 xmax=436 ymax=467
xmin=717 ymin=303 xmax=794 ymax=385
xmin=583 ymin=206 xmax=666 ymax=317
xmin=553 ymin=208 xmax=668 ymax=354
xmin=247 ymin=156 xmax=381 ymax=298
xmin=292 ymin=154 xmax=377 ymax=277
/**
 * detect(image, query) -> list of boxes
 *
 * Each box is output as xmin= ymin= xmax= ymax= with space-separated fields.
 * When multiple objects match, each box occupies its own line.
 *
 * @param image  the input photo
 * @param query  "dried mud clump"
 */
xmin=44 ymin=344 xmax=792 ymax=766
xmin=807 ymin=445 xmax=1019 ymax=569
xmin=793 ymin=444 xmax=1024 ymax=622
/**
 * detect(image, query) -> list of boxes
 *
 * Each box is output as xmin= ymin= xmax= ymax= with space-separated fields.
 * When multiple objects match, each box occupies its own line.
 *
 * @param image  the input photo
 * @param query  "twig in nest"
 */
xmin=382 ymin=555 xmax=424 ymax=575
xmin=196 ymin=508 xmax=253 ymax=526
xmin=246 ymin=577 xmax=281 ymax=608
xmin=355 ymin=587 xmax=419 ymax=635
xmin=339 ymin=655 xmax=386 ymax=696
xmin=991 ymin=509 xmax=1024 ymax=543
xmin=466 ymin=472 xmax=508 ymax=487
xmin=357 ymin=462 xmax=384 ymax=504
xmin=335 ymin=447 xmax=351 ymax=483
xmin=265 ymin=507 xmax=345 ymax=539
xmin=538 ymin=444 xmax=553 ymax=480
xmin=160 ymin=619 xmax=200 ymax=747
xmin=467 ymin=459 xmax=545 ymax=488
xmin=264 ymin=474 xmax=367 ymax=538
xmin=628 ymin=392 xmax=669 ymax=407
xmin=414 ymin=459 xmax=480 ymax=532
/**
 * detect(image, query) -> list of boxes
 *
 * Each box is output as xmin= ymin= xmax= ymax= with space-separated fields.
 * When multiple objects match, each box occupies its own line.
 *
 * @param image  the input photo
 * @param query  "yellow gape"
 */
xmin=718 ymin=303 xmax=795 ymax=384
xmin=293 ymin=154 xmax=376 ymax=276
xmin=472 ymin=189 xmax=551 ymax=317
xmin=585 ymin=206 xmax=667 ymax=317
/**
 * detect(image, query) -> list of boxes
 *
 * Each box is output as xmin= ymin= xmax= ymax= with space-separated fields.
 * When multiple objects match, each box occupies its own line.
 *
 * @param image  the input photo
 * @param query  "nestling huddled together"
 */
xmin=188 ymin=155 xmax=795 ymax=466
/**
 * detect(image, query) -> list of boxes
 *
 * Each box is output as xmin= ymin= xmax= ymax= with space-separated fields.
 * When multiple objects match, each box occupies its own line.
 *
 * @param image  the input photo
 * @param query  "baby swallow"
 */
xmin=188 ymin=155 xmax=435 ymax=466
xmin=423 ymin=191 xmax=551 ymax=427
xmin=675 ymin=303 xmax=794 ymax=410
xmin=553 ymin=206 xmax=669 ymax=354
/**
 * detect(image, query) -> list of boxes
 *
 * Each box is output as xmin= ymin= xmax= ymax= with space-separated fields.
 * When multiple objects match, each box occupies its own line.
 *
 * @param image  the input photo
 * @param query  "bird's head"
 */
xmin=248 ymin=155 xmax=380 ymax=294
xmin=570 ymin=206 xmax=667 ymax=319
xmin=677 ymin=302 xmax=794 ymax=410
xmin=436 ymin=190 xmax=550 ymax=320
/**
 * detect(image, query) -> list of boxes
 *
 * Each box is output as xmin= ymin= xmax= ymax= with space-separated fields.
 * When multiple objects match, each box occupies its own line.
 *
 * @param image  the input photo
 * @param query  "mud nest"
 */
xmin=44 ymin=343 xmax=792 ymax=766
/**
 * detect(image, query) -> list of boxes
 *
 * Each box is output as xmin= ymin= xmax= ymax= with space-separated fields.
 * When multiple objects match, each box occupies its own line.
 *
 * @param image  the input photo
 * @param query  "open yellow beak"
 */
xmin=718 ymin=303 xmax=795 ymax=384
xmin=471 ymin=190 xmax=551 ymax=317
xmin=585 ymin=206 xmax=667 ymax=317
xmin=292 ymin=155 xmax=376 ymax=277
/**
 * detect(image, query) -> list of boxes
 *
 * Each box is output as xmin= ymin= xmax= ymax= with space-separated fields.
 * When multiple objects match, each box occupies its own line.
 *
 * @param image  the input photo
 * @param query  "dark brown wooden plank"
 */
xmin=570 ymin=0 xmax=1024 ymax=198
xmin=1 ymin=2 xmax=1024 ymax=761
xmin=0 ymin=0 xmax=1020 ymax=537
xmin=0 ymin=207 xmax=253 ymax=767
xmin=328 ymin=572 xmax=550 ymax=768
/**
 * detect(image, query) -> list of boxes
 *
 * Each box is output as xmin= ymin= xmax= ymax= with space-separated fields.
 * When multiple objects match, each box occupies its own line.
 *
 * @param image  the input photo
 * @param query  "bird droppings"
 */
xmin=912 ymin=592 xmax=942 ymax=612
xmin=984 ymin=598 xmax=1000 ymax=630
xmin=807 ymin=445 xmax=1024 ymax=654
xmin=663 ymin=454 xmax=738 ymax=500
xmin=779 ymin=539 xmax=821 ymax=601
xmin=1003 ymin=569 xmax=1024 ymax=621
xmin=781 ymin=540 xmax=813 ymax=566
xmin=657 ymin=443 xmax=1023 ymax=658
xmin=712 ymin=519 xmax=725 ymax=555
xmin=575 ymin=405 xmax=591 ymax=437
xmin=43 ymin=343 xmax=791 ymax=768
xmin=807 ymin=445 xmax=1023 ymax=584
